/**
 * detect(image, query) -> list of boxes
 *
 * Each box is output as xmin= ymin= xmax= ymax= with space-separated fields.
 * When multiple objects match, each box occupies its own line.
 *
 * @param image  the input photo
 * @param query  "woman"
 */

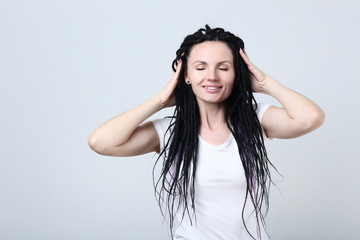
xmin=88 ymin=25 xmax=325 ymax=240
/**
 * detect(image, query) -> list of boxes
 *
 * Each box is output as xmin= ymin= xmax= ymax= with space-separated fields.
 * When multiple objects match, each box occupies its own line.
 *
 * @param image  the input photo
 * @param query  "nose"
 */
xmin=207 ymin=68 xmax=218 ymax=81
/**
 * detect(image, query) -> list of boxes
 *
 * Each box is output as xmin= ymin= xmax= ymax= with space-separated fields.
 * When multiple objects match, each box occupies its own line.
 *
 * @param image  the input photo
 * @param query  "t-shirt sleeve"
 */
xmin=152 ymin=118 xmax=172 ymax=151
xmin=255 ymin=103 xmax=272 ymax=141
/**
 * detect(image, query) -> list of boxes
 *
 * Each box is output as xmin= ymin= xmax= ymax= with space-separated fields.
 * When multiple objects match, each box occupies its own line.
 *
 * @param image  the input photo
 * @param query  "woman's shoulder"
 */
xmin=253 ymin=103 xmax=272 ymax=121
xmin=152 ymin=117 xmax=173 ymax=130
xmin=152 ymin=117 xmax=175 ymax=138
xmin=151 ymin=117 xmax=175 ymax=150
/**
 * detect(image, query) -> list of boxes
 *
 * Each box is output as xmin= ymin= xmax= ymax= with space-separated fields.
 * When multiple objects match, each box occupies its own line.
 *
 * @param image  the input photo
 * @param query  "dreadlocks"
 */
xmin=152 ymin=25 xmax=275 ymax=240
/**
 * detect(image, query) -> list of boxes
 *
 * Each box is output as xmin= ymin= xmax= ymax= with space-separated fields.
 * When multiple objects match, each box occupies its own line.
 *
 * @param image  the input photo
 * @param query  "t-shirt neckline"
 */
xmin=198 ymin=134 xmax=233 ymax=150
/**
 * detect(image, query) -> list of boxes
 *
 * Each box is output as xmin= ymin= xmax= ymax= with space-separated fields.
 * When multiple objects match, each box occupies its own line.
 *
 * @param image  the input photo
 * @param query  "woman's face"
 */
xmin=186 ymin=41 xmax=235 ymax=106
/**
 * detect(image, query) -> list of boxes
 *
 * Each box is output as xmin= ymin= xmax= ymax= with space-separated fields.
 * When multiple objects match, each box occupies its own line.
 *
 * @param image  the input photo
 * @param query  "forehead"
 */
xmin=188 ymin=41 xmax=233 ymax=63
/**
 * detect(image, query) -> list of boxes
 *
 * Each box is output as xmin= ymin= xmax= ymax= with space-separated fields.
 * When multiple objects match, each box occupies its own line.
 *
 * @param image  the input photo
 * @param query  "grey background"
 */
xmin=1 ymin=0 xmax=359 ymax=239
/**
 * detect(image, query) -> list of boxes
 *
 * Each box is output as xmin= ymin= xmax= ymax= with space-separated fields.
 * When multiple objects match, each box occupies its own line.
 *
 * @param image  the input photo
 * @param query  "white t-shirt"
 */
xmin=152 ymin=103 xmax=271 ymax=240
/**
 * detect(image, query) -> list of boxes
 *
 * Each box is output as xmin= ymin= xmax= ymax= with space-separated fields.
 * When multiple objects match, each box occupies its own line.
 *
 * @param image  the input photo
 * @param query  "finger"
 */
xmin=176 ymin=59 xmax=183 ymax=71
xmin=168 ymin=60 xmax=182 ymax=89
xmin=174 ymin=59 xmax=183 ymax=78
xmin=239 ymin=48 xmax=252 ymax=66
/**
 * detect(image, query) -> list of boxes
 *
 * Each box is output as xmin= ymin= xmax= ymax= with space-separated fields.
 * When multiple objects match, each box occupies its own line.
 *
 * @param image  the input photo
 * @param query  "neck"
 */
xmin=197 ymin=101 xmax=227 ymax=131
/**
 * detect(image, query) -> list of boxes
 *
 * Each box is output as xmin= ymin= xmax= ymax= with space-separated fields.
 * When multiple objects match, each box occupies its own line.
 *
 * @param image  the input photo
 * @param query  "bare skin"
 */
xmin=88 ymin=42 xmax=325 ymax=156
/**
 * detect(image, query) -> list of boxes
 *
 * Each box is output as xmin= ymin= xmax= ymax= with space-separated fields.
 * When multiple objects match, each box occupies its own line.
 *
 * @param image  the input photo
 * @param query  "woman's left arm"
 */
xmin=240 ymin=49 xmax=325 ymax=139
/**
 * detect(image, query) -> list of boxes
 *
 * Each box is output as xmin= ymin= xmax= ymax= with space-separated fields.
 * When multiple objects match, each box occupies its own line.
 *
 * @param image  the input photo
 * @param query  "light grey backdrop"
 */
xmin=1 ymin=0 xmax=359 ymax=239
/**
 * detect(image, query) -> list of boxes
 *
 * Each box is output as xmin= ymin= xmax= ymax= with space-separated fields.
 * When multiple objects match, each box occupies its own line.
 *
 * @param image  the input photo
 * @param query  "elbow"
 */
xmin=300 ymin=108 xmax=325 ymax=133
xmin=310 ymin=108 xmax=325 ymax=130
xmin=88 ymin=133 xmax=107 ymax=155
xmin=88 ymin=133 xmax=123 ymax=156
xmin=88 ymin=133 xmax=100 ymax=153
xmin=315 ymin=108 xmax=325 ymax=128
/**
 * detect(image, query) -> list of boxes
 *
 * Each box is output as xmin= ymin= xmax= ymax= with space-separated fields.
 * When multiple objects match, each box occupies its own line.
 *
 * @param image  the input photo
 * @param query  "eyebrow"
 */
xmin=192 ymin=60 xmax=233 ymax=66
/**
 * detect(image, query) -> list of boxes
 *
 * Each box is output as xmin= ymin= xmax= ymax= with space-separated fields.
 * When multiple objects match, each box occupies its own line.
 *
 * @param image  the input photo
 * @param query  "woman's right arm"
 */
xmin=88 ymin=60 xmax=182 ymax=157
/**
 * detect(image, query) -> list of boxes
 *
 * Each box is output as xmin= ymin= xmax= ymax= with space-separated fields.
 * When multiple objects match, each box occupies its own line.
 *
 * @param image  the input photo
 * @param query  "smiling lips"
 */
xmin=203 ymin=85 xmax=222 ymax=93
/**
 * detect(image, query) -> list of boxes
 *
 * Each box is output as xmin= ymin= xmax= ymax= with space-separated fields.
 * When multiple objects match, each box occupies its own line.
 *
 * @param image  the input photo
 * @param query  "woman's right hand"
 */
xmin=157 ymin=60 xmax=183 ymax=108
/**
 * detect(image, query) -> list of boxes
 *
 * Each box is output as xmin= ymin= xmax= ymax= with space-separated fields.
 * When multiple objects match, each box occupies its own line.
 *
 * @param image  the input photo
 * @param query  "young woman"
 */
xmin=88 ymin=25 xmax=325 ymax=240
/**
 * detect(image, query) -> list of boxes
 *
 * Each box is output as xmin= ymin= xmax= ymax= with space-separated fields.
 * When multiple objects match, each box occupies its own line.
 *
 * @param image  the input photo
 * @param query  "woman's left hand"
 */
xmin=239 ymin=48 xmax=272 ymax=93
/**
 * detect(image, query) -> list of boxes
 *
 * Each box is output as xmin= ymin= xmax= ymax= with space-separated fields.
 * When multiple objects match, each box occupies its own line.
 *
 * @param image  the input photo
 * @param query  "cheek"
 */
xmin=224 ymin=73 xmax=235 ymax=85
xmin=226 ymin=82 xmax=235 ymax=94
xmin=224 ymin=74 xmax=236 ymax=93
xmin=188 ymin=72 xmax=205 ymax=84
xmin=191 ymin=84 xmax=201 ymax=94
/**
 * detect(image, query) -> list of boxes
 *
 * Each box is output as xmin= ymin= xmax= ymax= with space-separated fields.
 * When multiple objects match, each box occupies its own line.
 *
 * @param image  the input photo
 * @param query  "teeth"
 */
xmin=204 ymin=87 xmax=220 ymax=90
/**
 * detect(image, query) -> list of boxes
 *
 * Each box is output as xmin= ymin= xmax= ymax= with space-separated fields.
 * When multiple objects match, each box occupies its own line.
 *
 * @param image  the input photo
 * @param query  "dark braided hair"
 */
xmin=152 ymin=25 xmax=276 ymax=240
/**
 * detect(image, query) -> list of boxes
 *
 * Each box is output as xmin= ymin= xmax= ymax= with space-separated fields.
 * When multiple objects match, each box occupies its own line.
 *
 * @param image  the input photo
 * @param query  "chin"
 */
xmin=197 ymin=97 xmax=228 ymax=105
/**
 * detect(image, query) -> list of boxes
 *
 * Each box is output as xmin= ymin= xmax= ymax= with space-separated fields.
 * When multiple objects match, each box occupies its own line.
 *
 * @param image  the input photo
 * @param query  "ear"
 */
xmin=184 ymin=71 xmax=190 ymax=84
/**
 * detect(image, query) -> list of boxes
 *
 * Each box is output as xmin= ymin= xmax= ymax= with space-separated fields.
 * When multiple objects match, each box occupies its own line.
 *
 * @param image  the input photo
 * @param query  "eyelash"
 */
xmin=196 ymin=68 xmax=228 ymax=71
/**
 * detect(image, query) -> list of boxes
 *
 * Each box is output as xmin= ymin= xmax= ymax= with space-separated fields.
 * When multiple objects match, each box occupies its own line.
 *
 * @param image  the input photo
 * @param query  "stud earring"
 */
xmin=186 ymin=79 xmax=191 ymax=84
